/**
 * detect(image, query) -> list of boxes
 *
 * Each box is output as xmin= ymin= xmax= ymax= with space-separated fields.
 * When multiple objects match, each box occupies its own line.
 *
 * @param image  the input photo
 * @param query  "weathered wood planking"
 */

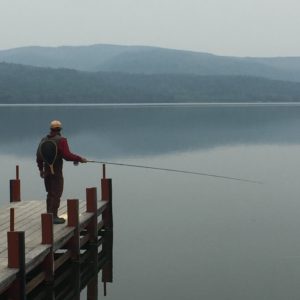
xmin=0 ymin=199 xmax=107 ymax=293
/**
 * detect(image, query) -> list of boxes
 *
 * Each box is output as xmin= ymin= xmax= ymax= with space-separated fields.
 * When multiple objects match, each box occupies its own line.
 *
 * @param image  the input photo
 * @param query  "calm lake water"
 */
xmin=1 ymin=104 xmax=300 ymax=299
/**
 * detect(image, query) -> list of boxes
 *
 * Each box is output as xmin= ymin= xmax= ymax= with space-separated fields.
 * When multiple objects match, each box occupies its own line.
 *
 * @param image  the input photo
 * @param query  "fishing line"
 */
xmin=86 ymin=160 xmax=263 ymax=184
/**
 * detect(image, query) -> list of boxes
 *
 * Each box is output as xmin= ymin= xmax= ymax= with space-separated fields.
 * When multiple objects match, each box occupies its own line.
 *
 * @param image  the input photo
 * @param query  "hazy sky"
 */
xmin=1 ymin=0 xmax=300 ymax=57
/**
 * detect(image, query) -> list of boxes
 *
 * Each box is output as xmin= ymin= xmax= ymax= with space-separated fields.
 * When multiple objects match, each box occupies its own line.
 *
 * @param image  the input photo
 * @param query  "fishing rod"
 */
xmin=86 ymin=160 xmax=263 ymax=184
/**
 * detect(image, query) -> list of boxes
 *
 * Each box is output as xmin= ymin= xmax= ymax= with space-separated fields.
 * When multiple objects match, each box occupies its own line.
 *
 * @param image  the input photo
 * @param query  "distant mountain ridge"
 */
xmin=1 ymin=62 xmax=300 ymax=103
xmin=1 ymin=44 xmax=300 ymax=82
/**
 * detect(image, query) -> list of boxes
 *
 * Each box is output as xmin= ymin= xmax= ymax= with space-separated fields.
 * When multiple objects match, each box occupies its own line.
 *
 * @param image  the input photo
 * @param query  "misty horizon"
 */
xmin=1 ymin=43 xmax=300 ymax=59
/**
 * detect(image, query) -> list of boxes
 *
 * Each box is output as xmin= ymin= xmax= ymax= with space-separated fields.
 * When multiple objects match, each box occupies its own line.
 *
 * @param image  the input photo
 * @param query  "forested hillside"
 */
xmin=1 ymin=63 xmax=300 ymax=103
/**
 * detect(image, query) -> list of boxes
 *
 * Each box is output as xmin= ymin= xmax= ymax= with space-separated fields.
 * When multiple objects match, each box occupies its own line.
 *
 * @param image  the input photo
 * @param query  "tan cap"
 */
xmin=50 ymin=120 xmax=62 ymax=129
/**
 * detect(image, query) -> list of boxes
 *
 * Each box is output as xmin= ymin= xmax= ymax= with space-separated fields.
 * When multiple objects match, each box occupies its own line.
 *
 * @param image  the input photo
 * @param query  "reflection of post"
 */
xmin=87 ymin=244 xmax=99 ymax=300
xmin=87 ymin=276 xmax=98 ymax=300
xmin=71 ymin=262 xmax=81 ymax=300
xmin=43 ymin=284 xmax=55 ymax=300
xmin=10 ymin=165 xmax=21 ymax=202
xmin=102 ymin=230 xmax=113 ymax=292
xmin=101 ymin=164 xmax=113 ymax=294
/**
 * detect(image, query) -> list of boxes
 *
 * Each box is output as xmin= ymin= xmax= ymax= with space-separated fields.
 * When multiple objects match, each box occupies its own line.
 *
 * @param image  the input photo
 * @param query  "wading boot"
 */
xmin=53 ymin=216 xmax=66 ymax=224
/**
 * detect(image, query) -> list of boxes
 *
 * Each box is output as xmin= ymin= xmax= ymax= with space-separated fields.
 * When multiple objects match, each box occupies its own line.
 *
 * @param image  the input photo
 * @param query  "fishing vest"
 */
xmin=38 ymin=135 xmax=63 ymax=175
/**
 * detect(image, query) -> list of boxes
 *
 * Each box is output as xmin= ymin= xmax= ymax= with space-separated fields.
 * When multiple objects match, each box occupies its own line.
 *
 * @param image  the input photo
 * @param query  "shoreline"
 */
xmin=2 ymin=102 xmax=300 ymax=108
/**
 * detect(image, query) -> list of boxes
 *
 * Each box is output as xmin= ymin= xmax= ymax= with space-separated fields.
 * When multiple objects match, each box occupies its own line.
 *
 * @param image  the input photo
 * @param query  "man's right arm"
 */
xmin=58 ymin=138 xmax=87 ymax=162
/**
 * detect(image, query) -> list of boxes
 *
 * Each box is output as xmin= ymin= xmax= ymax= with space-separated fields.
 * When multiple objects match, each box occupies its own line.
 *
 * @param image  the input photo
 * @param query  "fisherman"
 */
xmin=36 ymin=120 xmax=87 ymax=224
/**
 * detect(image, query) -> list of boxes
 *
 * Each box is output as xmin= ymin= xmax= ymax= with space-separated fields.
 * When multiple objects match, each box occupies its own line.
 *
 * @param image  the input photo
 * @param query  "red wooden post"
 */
xmin=103 ymin=164 xmax=106 ymax=179
xmin=86 ymin=187 xmax=98 ymax=243
xmin=67 ymin=199 xmax=80 ymax=261
xmin=41 ymin=213 xmax=54 ymax=245
xmin=10 ymin=165 xmax=21 ymax=202
xmin=41 ymin=213 xmax=54 ymax=282
xmin=101 ymin=177 xmax=113 ymax=229
xmin=7 ymin=231 xmax=26 ymax=299
xmin=7 ymin=231 xmax=25 ymax=268
xmin=101 ymin=165 xmax=113 ymax=287
xmin=10 ymin=208 xmax=15 ymax=232
xmin=68 ymin=199 xmax=79 ymax=227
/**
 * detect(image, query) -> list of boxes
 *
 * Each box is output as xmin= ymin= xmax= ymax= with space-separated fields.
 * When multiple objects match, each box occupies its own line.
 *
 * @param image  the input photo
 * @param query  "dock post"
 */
xmin=101 ymin=164 xmax=113 ymax=289
xmin=10 ymin=208 xmax=15 ymax=232
xmin=86 ymin=187 xmax=98 ymax=244
xmin=67 ymin=199 xmax=80 ymax=261
xmin=10 ymin=165 xmax=21 ymax=202
xmin=7 ymin=231 xmax=26 ymax=300
xmin=101 ymin=164 xmax=113 ymax=230
xmin=41 ymin=213 xmax=54 ymax=282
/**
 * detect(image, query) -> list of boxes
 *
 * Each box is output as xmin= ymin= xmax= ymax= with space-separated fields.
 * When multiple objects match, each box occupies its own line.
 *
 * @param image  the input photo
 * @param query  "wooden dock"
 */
xmin=0 ymin=165 xmax=113 ymax=300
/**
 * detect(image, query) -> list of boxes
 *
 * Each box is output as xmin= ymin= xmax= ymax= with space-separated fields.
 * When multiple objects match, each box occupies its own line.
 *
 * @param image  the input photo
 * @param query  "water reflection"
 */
xmin=2 ymin=105 xmax=300 ymax=300
xmin=1 ymin=105 xmax=300 ymax=159
xmin=27 ymin=231 xmax=113 ymax=300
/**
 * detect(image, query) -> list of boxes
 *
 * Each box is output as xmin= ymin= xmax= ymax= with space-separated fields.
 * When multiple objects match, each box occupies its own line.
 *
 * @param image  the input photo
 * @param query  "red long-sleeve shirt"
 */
xmin=37 ymin=133 xmax=83 ymax=173
xmin=58 ymin=137 xmax=83 ymax=161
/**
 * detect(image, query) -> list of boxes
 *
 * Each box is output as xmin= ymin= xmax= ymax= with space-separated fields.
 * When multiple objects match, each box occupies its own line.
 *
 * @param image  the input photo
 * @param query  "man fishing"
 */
xmin=36 ymin=120 xmax=87 ymax=224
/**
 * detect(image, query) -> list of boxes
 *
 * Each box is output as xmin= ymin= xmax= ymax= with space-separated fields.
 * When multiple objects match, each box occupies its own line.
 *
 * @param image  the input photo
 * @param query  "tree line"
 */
xmin=1 ymin=63 xmax=300 ymax=103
